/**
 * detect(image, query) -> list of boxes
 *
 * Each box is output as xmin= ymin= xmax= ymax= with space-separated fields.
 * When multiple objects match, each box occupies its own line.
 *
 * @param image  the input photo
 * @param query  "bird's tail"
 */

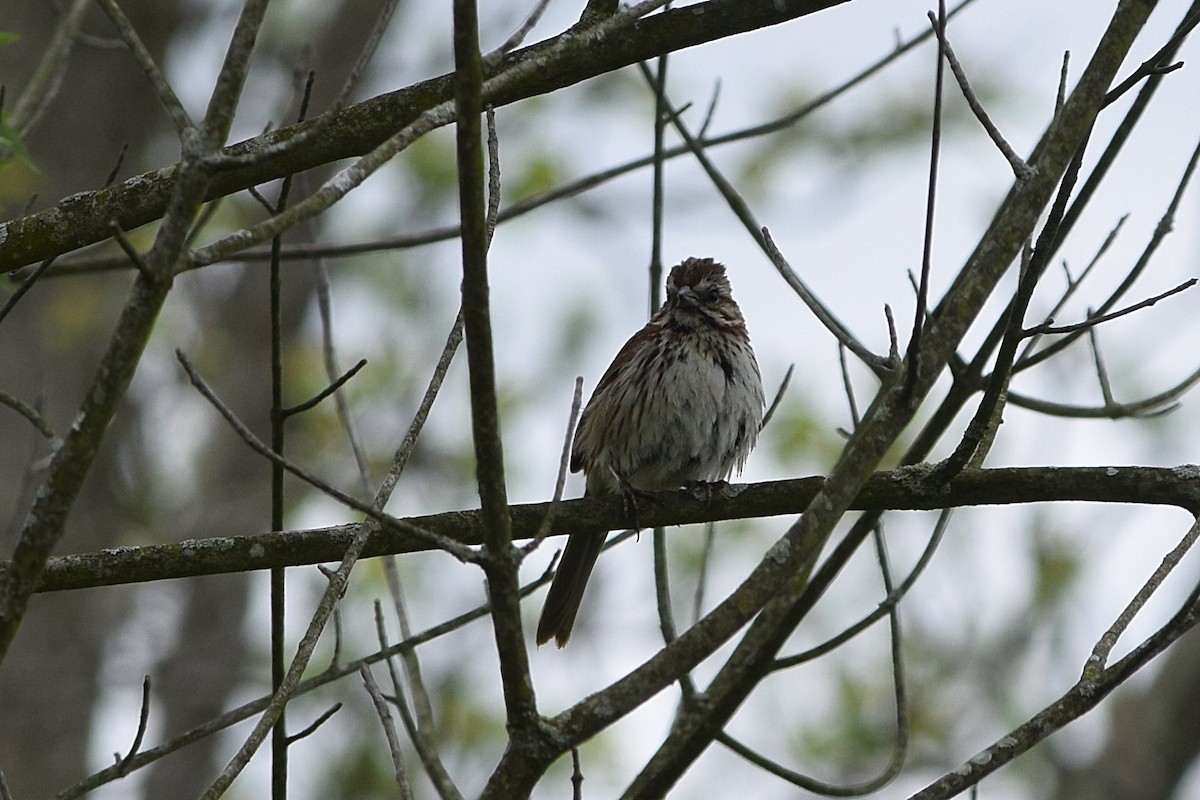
xmin=536 ymin=531 xmax=606 ymax=647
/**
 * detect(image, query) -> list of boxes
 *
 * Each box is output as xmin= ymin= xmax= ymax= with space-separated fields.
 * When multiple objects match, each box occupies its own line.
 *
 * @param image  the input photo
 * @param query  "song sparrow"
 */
xmin=537 ymin=257 xmax=765 ymax=647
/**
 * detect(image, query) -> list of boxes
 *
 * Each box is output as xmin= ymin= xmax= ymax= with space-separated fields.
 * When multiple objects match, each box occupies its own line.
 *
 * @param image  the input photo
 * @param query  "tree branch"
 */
xmin=14 ymin=466 xmax=1198 ymax=593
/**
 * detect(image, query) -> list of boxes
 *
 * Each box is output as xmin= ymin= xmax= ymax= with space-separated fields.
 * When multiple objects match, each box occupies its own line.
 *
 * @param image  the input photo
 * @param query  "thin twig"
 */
xmin=361 ymin=665 xmax=414 ymax=798
xmin=927 ymin=10 xmax=1033 ymax=180
xmin=94 ymin=0 xmax=194 ymax=136
xmin=521 ymin=377 xmax=585 ymax=554
xmin=1056 ymin=51 xmax=1070 ymax=119
xmin=0 ymin=390 xmax=57 ymax=442
xmin=376 ymin=312 xmax=464 ymax=508
xmin=761 ymin=364 xmax=794 ymax=431
xmin=1018 ymin=213 xmax=1127 ymax=360
xmin=774 ymin=507 xmax=953 ymax=669
xmin=1086 ymin=517 xmax=1200 ymax=677
xmin=115 ymin=676 xmax=152 ymax=771
xmin=1008 ymin=362 xmax=1200 ymax=419
xmin=282 ymin=703 xmax=342 ymax=745
xmin=0 ymin=257 xmax=57 ymax=325
xmin=104 ymin=143 xmax=130 ymax=188
xmin=110 ymin=224 xmax=154 ymax=279
xmin=282 ymin=358 xmax=369 ymax=418
xmin=1102 ymin=7 xmax=1200 ymax=107
xmin=839 ymin=344 xmax=860 ymax=430
xmin=485 ymin=107 xmax=502 ymax=248
xmin=571 ymin=746 xmax=584 ymax=800
xmin=905 ymin=0 xmax=947 ymax=399
xmin=1023 ymin=278 xmax=1196 ymax=337
xmin=485 ymin=0 xmax=553 ymax=65
xmin=717 ymin=522 xmax=910 ymax=795
xmin=376 ymin=596 xmax=463 ymax=800
xmin=762 ymin=228 xmax=892 ymax=372
xmin=1088 ymin=323 xmax=1117 ymax=406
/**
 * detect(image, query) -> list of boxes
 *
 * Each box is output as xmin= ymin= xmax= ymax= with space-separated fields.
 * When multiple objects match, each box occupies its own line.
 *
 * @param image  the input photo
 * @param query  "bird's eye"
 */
xmin=703 ymin=288 xmax=719 ymax=302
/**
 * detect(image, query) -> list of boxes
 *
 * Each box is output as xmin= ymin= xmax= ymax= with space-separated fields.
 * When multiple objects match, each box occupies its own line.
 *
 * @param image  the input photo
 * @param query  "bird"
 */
xmin=536 ymin=257 xmax=764 ymax=647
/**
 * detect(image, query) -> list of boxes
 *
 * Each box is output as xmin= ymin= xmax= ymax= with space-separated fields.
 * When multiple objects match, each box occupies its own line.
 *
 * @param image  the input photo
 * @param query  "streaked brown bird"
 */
xmin=537 ymin=257 xmax=765 ymax=647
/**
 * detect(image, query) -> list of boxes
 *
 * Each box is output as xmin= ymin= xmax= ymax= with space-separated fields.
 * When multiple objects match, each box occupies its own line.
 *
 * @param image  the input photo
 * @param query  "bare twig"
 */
xmin=485 ymin=0 xmax=553 ymax=65
xmin=1008 ymin=363 xmax=1200 ymax=420
xmin=283 ymin=703 xmax=342 ymax=745
xmin=1056 ymin=51 xmax=1070 ymax=118
xmin=1017 ymin=213 xmax=1127 ymax=361
xmin=906 ymin=0 xmax=947 ymax=398
xmin=1102 ymin=7 xmax=1199 ymax=107
xmin=927 ymin=10 xmax=1033 ymax=180
xmin=375 ymin=598 xmax=463 ymax=800
xmin=114 ymin=676 xmax=152 ymax=771
xmin=0 ymin=390 xmax=57 ymax=442
xmin=281 ymin=358 xmax=369 ymax=418
xmin=376 ymin=312 xmax=464 ymax=508
xmin=0 ymin=257 xmax=57 ymax=325
xmin=94 ymin=0 xmax=194 ymax=136
xmin=775 ymin=507 xmax=953 ymax=669
xmin=1085 ymin=517 xmax=1200 ymax=677
xmin=761 ymin=364 xmax=794 ymax=431
xmin=521 ymin=377 xmax=585 ymax=554
xmin=1088 ymin=324 xmax=1117 ymax=406
xmin=761 ymin=228 xmax=893 ymax=372
xmin=719 ymin=520 xmax=910 ymax=795
xmin=110 ymin=223 xmax=154 ymax=279
xmin=104 ymin=143 xmax=130 ymax=188
xmin=839 ymin=344 xmax=860 ymax=431
xmin=1023 ymin=278 xmax=1196 ymax=337
xmin=361 ymin=665 xmax=414 ymax=798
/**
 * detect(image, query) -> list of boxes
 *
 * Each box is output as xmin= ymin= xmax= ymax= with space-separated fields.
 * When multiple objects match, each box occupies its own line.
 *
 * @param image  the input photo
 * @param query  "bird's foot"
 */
xmin=617 ymin=477 xmax=655 ymax=533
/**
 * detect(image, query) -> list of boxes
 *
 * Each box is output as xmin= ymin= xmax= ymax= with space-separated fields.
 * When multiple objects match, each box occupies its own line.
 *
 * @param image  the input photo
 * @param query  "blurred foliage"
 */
xmin=0 ymin=32 xmax=33 ymax=169
xmin=738 ymin=73 xmax=1007 ymax=192
xmin=401 ymin=131 xmax=460 ymax=200
xmin=768 ymin=394 xmax=848 ymax=468
xmin=0 ymin=113 xmax=33 ymax=169
xmin=1031 ymin=527 xmax=1081 ymax=614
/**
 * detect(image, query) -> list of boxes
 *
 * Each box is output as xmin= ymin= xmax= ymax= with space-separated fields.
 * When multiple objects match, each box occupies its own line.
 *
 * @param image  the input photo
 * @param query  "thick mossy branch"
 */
xmin=10 ymin=466 xmax=1200 ymax=594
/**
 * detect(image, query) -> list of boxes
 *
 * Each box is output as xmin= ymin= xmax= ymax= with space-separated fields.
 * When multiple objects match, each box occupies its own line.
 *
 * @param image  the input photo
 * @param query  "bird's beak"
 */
xmin=676 ymin=286 xmax=699 ymax=307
